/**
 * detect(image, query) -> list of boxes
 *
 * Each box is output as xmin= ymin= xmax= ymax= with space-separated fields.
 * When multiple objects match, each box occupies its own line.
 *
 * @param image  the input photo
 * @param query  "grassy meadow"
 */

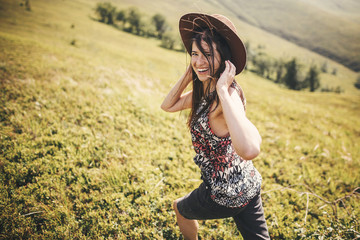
xmin=1 ymin=0 xmax=359 ymax=239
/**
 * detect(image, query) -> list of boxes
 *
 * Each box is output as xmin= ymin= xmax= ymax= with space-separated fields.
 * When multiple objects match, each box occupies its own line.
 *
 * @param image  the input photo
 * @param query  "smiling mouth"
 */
xmin=197 ymin=68 xmax=209 ymax=73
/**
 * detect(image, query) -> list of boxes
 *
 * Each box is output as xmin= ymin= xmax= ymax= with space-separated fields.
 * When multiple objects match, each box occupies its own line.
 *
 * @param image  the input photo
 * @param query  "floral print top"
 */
xmin=190 ymin=82 xmax=262 ymax=208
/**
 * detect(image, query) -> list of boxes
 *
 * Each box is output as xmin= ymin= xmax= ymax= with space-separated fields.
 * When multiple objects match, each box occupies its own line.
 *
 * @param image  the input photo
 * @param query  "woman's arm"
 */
xmin=161 ymin=65 xmax=193 ymax=112
xmin=216 ymin=61 xmax=262 ymax=160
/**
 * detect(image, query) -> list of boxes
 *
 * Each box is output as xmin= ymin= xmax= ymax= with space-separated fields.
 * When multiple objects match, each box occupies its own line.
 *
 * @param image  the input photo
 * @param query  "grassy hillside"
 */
xmin=96 ymin=0 xmax=360 ymax=95
xmin=299 ymin=0 xmax=360 ymax=22
xmin=1 ymin=0 xmax=359 ymax=239
xmin=217 ymin=0 xmax=360 ymax=72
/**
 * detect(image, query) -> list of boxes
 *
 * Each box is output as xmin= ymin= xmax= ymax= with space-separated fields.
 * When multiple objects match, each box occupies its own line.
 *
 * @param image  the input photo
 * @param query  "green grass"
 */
xmin=1 ymin=0 xmax=359 ymax=239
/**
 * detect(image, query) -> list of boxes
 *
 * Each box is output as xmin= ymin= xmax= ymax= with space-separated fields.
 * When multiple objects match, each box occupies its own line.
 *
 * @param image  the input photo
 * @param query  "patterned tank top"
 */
xmin=190 ymin=82 xmax=262 ymax=208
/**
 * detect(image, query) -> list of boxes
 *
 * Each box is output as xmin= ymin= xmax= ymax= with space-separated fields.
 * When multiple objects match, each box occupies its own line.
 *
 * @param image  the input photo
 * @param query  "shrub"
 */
xmin=252 ymin=54 xmax=273 ymax=79
xmin=321 ymin=61 xmax=328 ymax=73
xmin=95 ymin=2 xmax=116 ymax=25
xmin=152 ymin=13 xmax=169 ymax=39
xmin=160 ymin=32 xmax=176 ymax=50
xmin=126 ymin=7 xmax=142 ymax=35
xmin=116 ymin=9 xmax=127 ymax=29
xmin=139 ymin=19 xmax=157 ymax=38
xmin=354 ymin=75 xmax=360 ymax=89
xmin=305 ymin=65 xmax=320 ymax=92
xmin=283 ymin=58 xmax=300 ymax=90
xmin=25 ymin=0 xmax=31 ymax=11
xmin=321 ymin=86 xmax=344 ymax=93
xmin=331 ymin=68 xmax=337 ymax=75
xmin=274 ymin=59 xmax=285 ymax=83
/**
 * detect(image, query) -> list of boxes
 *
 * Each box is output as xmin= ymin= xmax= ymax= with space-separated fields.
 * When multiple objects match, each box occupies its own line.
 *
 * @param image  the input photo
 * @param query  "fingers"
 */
xmin=217 ymin=61 xmax=236 ymax=91
xmin=227 ymin=60 xmax=236 ymax=77
xmin=224 ymin=60 xmax=236 ymax=79
xmin=185 ymin=64 xmax=193 ymax=78
xmin=186 ymin=64 xmax=192 ymax=74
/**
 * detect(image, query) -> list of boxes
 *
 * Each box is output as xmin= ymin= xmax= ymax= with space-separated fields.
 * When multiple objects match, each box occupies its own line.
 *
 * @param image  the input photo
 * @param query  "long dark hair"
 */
xmin=187 ymin=28 xmax=232 ymax=128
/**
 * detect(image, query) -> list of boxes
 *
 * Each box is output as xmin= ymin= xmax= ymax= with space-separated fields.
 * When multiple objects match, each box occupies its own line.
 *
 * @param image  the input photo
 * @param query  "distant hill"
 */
xmin=218 ymin=0 xmax=360 ymax=72
xmin=109 ymin=0 xmax=360 ymax=72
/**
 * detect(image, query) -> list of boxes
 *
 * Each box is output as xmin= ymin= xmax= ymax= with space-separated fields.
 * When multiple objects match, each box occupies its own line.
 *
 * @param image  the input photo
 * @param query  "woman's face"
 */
xmin=191 ymin=40 xmax=221 ymax=82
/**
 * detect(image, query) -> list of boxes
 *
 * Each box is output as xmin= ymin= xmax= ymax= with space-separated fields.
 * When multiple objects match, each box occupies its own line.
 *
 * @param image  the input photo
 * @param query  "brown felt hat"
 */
xmin=179 ymin=13 xmax=247 ymax=75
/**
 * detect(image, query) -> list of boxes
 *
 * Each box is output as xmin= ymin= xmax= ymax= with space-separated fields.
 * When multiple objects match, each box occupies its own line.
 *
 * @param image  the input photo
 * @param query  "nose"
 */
xmin=195 ymin=54 xmax=207 ymax=66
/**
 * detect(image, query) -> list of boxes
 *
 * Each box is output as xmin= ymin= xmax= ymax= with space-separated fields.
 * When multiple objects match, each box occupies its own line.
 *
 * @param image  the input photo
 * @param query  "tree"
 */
xmin=331 ymin=68 xmax=337 ymax=76
xmin=283 ymin=58 xmax=300 ymax=90
xmin=253 ymin=55 xmax=272 ymax=79
xmin=274 ymin=59 xmax=285 ymax=83
xmin=116 ymin=9 xmax=126 ymax=22
xmin=116 ymin=9 xmax=127 ymax=28
xmin=105 ymin=4 xmax=116 ymax=25
xmin=152 ymin=13 xmax=168 ymax=39
xmin=95 ymin=3 xmax=107 ymax=23
xmin=305 ymin=65 xmax=320 ymax=92
xmin=95 ymin=2 xmax=116 ymax=25
xmin=127 ymin=7 xmax=142 ymax=35
xmin=355 ymin=75 xmax=360 ymax=89
xmin=321 ymin=61 xmax=328 ymax=73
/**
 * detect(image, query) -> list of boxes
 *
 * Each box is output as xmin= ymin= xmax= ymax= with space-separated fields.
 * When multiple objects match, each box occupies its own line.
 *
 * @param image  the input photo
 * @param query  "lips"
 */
xmin=197 ymin=68 xmax=209 ymax=74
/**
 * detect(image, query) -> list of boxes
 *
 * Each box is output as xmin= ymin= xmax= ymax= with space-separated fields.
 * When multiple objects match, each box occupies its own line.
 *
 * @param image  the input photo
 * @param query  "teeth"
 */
xmin=198 ymin=69 xmax=208 ymax=72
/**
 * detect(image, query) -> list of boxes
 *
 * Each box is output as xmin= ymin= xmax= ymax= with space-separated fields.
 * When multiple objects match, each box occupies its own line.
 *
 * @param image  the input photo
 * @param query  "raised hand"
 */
xmin=216 ymin=60 xmax=236 ymax=93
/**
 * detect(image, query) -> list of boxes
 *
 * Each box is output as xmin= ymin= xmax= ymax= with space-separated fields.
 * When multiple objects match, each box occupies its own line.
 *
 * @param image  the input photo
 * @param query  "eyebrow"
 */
xmin=191 ymin=50 xmax=211 ymax=54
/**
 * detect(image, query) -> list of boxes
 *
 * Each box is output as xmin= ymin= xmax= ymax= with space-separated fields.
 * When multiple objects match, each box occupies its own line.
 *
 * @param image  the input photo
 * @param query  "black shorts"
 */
xmin=177 ymin=182 xmax=247 ymax=220
xmin=177 ymin=182 xmax=270 ymax=240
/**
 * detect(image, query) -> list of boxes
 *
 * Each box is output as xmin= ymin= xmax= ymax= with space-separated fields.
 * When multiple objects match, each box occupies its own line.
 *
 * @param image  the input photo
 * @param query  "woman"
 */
xmin=161 ymin=13 xmax=270 ymax=240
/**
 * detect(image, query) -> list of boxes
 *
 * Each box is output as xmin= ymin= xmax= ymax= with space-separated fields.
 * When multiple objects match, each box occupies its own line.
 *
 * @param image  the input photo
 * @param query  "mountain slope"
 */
xmin=108 ymin=0 xmax=360 ymax=71
xmin=217 ymin=0 xmax=360 ymax=71
xmin=0 ymin=0 xmax=359 ymax=239
xmin=100 ymin=0 xmax=360 ymax=93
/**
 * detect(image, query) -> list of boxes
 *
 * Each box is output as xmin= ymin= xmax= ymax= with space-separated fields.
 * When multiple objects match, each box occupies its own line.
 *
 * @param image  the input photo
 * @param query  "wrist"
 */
xmin=216 ymin=85 xmax=228 ymax=95
xmin=217 ymin=87 xmax=230 ymax=101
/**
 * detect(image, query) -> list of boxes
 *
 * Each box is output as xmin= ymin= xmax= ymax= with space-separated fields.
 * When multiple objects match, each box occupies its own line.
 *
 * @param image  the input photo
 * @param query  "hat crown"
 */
xmin=210 ymin=14 xmax=237 ymax=34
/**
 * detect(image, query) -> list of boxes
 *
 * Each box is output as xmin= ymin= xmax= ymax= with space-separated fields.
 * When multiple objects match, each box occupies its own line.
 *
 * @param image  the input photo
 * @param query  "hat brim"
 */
xmin=179 ymin=13 xmax=247 ymax=75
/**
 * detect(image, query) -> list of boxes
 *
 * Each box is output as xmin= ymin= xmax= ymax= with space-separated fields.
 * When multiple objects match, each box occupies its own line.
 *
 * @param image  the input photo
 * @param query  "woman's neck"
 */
xmin=202 ymin=79 xmax=216 ymax=94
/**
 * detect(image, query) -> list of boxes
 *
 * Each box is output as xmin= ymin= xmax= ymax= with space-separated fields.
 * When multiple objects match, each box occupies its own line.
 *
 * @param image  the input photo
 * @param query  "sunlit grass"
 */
xmin=0 ymin=0 xmax=359 ymax=239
